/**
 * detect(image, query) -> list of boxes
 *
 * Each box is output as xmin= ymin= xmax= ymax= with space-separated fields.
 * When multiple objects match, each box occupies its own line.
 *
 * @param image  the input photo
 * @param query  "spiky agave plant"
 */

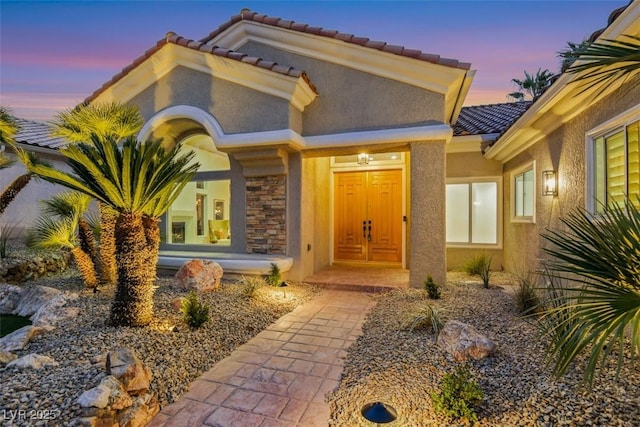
xmin=541 ymin=200 xmax=640 ymax=388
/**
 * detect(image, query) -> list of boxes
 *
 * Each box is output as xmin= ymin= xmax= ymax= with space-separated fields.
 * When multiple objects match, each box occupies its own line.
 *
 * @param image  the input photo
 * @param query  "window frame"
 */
xmin=510 ymin=161 xmax=536 ymax=223
xmin=445 ymin=176 xmax=503 ymax=249
xmin=586 ymin=104 xmax=640 ymax=214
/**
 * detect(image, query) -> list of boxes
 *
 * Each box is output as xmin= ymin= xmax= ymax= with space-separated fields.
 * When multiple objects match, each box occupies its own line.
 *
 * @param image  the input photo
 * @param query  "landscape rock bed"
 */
xmin=0 ymin=249 xmax=71 ymax=284
xmin=328 ymin=272 xmax=640 ymax=426
xmin=0 ymin=270 xmax=319 ymax=426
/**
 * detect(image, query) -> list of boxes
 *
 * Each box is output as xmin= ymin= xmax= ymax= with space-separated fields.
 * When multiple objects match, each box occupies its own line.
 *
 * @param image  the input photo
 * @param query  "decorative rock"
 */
xmin=106 ymin=348 xmax=152 ymax=395
xmin=170 ymin=297 xmax=185 ymax=312
xmin=7 ymin=353 xmax=59 ymax=369
xmin=0 ymin=284 xmax=24 ymax=314
xmin=31 ymin=305 xmax=80 ymax=327
xmin=0 ymin=350 xmax=17 ymax=365
xmin=437 ymin=320 xmax=497 ymax=361
xmin=14 ymin=285 xmax=62 ymax=317
xmin=175 ymin=259 xmax=223 ymax=291
xmin=77 ymin=383 xmax=111 ymax=409
xmin=117 ymin=393 xmax=159 ymax=426
xmin=0 ymin=325 xmax=49 ymax=352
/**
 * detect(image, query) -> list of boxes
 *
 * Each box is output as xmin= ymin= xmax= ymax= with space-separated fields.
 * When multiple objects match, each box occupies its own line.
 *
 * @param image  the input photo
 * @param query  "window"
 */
xmin=592 ymin=120 xmax=640 ymax=213
xmin=511 ymin=162 xmax=535 ymax=222
xmin=446 ymin=179 xmax=500 ymax=246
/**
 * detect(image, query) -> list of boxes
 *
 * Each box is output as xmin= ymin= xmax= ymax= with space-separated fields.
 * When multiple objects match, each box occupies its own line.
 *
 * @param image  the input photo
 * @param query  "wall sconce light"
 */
xmin=357 ymin=153 xmax=370 ymax=165
xmin=542 ymin=170 xmax=558 ymax=196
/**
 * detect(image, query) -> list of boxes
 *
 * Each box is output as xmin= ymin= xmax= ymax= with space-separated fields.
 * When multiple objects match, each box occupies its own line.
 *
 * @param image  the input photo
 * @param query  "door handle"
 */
xmin=363 ymin=221 xmax=367 ymax=239
xmin=367 ymin=220 xmax=372 ymax=241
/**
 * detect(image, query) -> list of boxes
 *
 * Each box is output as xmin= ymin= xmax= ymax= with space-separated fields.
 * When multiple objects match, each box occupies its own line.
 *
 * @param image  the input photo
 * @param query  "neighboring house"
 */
xmin=0 ymin=119 xmax=69 ymax=236
xmin=3 ymin=2 xmax=638 ymax=287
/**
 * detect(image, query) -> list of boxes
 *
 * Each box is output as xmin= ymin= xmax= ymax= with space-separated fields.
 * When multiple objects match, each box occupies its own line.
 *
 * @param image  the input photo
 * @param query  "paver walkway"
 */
xmin=149 ymin=289 xmax=376 ymax=427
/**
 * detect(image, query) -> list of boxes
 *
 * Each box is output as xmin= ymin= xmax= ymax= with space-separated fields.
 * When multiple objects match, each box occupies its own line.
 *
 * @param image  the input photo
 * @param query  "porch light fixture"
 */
xmin=361 ymin=401 xmax=397 ymax=424
xmin=542 ymin=170 xmax=558 ymax=196
xmin=357 ymin=153 xmax=370 ymax=165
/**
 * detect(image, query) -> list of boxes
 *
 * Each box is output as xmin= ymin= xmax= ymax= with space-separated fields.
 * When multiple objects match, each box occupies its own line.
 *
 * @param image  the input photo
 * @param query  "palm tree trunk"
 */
xmin=109 ymin=212 xmax=157 ymax=326
xmin=99 ymin=204 xmax=117 ymax=286
xmin=71 ymin=247 xmax=98 ymax=289
xmin=78 ymin=218 xmax=99 ymax=272
xmin=0 ymin=174 xmax=31 ymax=215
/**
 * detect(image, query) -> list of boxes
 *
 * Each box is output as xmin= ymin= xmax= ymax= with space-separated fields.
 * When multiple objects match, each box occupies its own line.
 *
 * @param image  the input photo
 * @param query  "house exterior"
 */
xmin=3 ymin=2 xmax=638 ymax=287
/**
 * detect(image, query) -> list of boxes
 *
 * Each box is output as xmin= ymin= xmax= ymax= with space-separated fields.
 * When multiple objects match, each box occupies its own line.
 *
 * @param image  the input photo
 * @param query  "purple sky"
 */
xmin=0 ymin=0 xmax=629 ymax=122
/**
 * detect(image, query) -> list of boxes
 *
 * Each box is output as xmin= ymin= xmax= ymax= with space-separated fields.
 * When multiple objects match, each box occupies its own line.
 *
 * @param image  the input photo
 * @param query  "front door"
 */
xmin=334 ymin=169 xmax=403 ymax=264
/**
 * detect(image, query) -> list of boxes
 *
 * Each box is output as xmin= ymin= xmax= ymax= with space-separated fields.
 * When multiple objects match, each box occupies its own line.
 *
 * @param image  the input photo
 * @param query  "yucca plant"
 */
xmin=266 ymin=262 xmax=281 ymax=287
xmin=541 ymin=200 xmax=640 ymax=388
xmin=28 ymin=134 xmax=198 ymax=326
xmin=403 ymin=303 xmax=443 ymax=335
xmin=0 ymin=219 xmax=20 ymax=258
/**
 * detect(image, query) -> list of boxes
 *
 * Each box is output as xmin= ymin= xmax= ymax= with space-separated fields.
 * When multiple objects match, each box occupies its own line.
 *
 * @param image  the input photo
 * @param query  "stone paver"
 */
xmin=148 ymin=290 xmax=375 ymax=427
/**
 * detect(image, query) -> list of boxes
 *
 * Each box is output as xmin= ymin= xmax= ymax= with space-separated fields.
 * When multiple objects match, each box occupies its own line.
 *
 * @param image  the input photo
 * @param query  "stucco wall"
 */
xmin=129 ymin=66 xmax=291 ymax=134
xmin=503 ymin=78 xmax=640 ymax=274
xmin=313 ymin=157 xmax=332 ymax=272
xmin=238 ymin=41 xmax=446 ymax=136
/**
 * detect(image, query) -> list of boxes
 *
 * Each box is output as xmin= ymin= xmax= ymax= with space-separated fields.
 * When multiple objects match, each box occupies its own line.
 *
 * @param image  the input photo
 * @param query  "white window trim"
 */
xmin=446 ymin=176 xmax=503 ymax=249
xmin=510 ymin=160 xmax=536 ymax=223
xmin=585 ymin=103 xmax=640 ymax=213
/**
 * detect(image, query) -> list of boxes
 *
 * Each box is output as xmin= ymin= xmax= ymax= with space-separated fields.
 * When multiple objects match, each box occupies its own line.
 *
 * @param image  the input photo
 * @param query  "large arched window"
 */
xmin=165 ymin=133 xmax=232 ymax=246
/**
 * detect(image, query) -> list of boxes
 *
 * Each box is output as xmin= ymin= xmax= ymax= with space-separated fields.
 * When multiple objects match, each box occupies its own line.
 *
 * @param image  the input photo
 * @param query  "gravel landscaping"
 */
xmin=328 ymin=272 xmax=640 ymax=426
xmin=0 ymin=267 xmax=319 ymax=426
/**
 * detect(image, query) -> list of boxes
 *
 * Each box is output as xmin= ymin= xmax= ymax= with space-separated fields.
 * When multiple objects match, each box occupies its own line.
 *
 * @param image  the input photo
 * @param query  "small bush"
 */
xmin=424 ymin=275 xmax=441 ymax=300
xmin=404 ymin=304 xmax=443 ymax=335
xmin=430 ymin=364 xmax=484 ymax=422
xmin=266 ymin=262 xmax=281 ymax=287
xmin=464 ymin=253 xmax=492 ymax=288
xmin=240 ymin=275 xmax=264 ymax=298
xmin=181 ymin=291 xmax=210 ymax=328
xmin=0 ymin=220 xmax=19 ymax=259
xmin=514 ymin=274 xmax=541 ymax=315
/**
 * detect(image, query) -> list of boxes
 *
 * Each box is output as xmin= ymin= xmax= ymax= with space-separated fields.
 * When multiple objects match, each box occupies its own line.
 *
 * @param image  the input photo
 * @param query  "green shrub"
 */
xmin=266 ymin=262 xmax=281 ymax=287
xmin=464 ymin=253 xmax=492 ymax=288
xmin=514 ymin=273 xmax=541 ymax=315
xmin=424 ymin=275 xmax=441 ymax=300
xmin=181 ymin=291 xmax=210 ymax=328
xmin=240 ymin=275 xmax=264 ymax=298
xmin=0 ymin=220 xmax=19 ymax=259
xmin=430 ymin=364 xmax=484 ymax=422
xmin=404 ymin=304 xmax=443 ymax=335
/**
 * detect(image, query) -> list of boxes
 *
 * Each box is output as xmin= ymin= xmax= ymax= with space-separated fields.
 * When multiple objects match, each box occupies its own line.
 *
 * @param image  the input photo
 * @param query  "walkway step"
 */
xmin=304 ymin=281 xmax=399 ymax=293
xmin=148 ymin=289 xmax=375 ymax=427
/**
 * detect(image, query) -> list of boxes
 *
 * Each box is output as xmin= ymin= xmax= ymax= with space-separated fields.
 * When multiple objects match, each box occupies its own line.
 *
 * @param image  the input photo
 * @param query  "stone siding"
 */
xmin=245 ymin=176 xmax=287 ymax=255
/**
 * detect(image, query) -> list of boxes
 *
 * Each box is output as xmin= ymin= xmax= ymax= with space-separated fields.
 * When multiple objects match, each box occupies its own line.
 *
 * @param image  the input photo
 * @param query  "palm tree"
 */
xmin=507 ymin=68 xmax=554 ymax=101
xmin=27 ymin=192 xmax=99 ymax=288
xmin=0 ymin=146 xmax=51 ymax=216
xmin=0 ymin=106 xmax=19 ymax=144
xmin=50 ymin=101 xmax=145 ymax=286
xmin=559 ymin=34 xmax=640 ymax=91
xmin=27 ymin=134 xmax=198 ymax=326
xmin=538 ymin=34 xmax=640 ymax=388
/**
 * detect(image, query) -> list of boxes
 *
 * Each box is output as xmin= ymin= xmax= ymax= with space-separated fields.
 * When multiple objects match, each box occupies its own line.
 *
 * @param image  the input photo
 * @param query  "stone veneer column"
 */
xmin=245 ymin=175 xmax=287 ymax=255
xmin=410 ymin=141 xmax=447 ymax=287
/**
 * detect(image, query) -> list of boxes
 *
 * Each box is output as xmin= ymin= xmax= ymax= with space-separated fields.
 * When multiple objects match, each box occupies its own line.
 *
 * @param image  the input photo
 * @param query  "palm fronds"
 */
xmin=0 ymin=106 xmax=19 ymax=144
xmin=50 ymin=102 xmax=143 ymax=143
xmin=540 ymin=201 xmax=640 ymax=388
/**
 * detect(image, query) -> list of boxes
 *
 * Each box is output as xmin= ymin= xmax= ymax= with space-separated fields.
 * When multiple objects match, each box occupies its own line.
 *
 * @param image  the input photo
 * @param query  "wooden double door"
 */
xmin=334 ymin=169 xmax=403 ymax=264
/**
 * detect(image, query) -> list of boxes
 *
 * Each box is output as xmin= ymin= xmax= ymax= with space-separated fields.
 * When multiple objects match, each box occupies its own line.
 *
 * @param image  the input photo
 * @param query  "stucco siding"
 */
xmin=238 ymin=41 xmax=446 ymax=135
xmin=312 ymin=157 xmax=331 ymax=272
xmin=503 ymin=77 xmax=640 ymax=274
xmin=129 ymin=66 xmax=290 ymax=134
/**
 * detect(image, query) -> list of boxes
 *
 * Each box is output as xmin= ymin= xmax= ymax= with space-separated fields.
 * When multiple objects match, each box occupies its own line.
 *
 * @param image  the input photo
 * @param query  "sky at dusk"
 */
xmin=0 ymin=0 xmax=630 ymax=122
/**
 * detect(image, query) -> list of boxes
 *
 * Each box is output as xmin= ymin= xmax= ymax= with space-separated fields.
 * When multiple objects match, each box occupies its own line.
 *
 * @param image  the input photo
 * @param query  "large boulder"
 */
xmin=78 ymin=376 xmax=133 ymax=410
xmin=0 ymin=325 xmax=50 ymax=352
xmin=175 ymin=259 xmax=223 ymax=291
xmin=118 ymin=393 xmax=159 ymax=427
xmin=0 ymin=351 xmax=17 ymax=365
xmin=0 ymin=284 xmax=24 ymax=314
xmin=14 ymin=286 xmax=62 ymax=317
xmin=106 ymin=348 xmax=152 ymax=395
xmin=7 ymin=353 xmax=59 ymax=369
xmin=437 ymin=320 xmax=497 ymax=362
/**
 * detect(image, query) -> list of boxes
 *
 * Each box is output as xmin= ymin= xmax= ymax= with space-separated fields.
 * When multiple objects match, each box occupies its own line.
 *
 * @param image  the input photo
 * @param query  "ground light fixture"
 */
xmin=361 ymin=401 xmax=397 ymax=424
xmin=542 ymin=170 xmax=558 ymax=196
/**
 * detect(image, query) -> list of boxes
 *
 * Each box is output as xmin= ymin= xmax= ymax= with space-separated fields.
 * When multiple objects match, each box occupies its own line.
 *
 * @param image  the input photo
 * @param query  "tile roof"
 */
xmin=13 ymin=118 xmax=66 ymax=150
xmin=85 ymin=31 xmax=315 ymax=104
xmin=453 ymin=101 xmax=533 ymax=136
xmin=200 ymin=9 xmax=472 ymax=71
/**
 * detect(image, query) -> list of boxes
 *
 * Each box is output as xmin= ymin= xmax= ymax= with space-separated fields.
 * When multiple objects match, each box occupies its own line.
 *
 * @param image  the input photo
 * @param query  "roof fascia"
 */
xmin=447 ymin=133 xmax=499 ymax=154
xmin=207 ymin=21 xmax=472 ymax=120
xmin=485 ymin=2 xmax=640 ymax=163
xmin=91 ymin=43 xmax=316 ymax=112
